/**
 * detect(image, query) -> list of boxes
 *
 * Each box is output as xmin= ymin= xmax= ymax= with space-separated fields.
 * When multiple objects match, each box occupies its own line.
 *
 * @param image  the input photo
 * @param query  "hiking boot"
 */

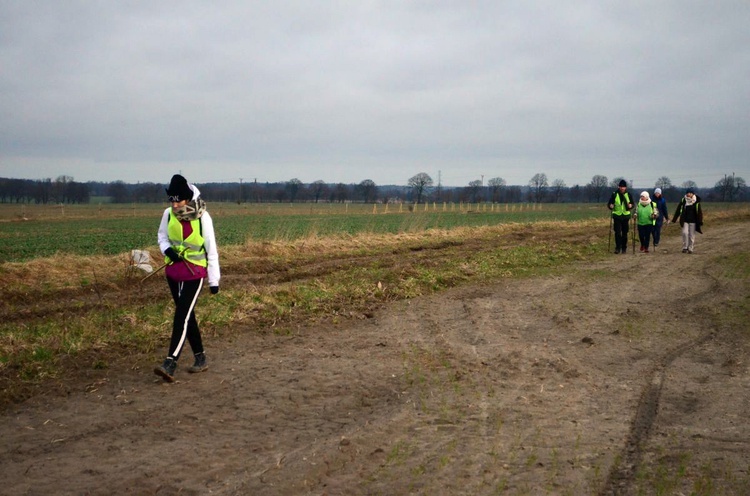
xmin=154 ymin=358 xmax=177 ymax=382
xmin=640 ymin=246 xmax=645 ymax=252
xmin=688 ymin=249 xmax=693 ymax=254
xmin=614 ymin=248 xmax=620 ymax=254
xmin=644 ymin=248 xmax=649 ymax=253
xmin=682 ymin=249 xmax=688 ymax=253
xmin=188 ymin=352 xmax=208 ymax=373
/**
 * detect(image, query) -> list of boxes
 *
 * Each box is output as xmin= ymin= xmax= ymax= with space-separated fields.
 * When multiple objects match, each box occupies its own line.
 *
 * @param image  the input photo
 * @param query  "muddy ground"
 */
xmin=1 ymin=223 xmax=749 ymax=495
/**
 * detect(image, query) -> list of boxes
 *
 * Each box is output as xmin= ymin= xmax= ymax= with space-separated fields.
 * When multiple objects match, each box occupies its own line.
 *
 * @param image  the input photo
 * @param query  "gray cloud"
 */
xmin=1 ymin=1 xmax=748 ymax=188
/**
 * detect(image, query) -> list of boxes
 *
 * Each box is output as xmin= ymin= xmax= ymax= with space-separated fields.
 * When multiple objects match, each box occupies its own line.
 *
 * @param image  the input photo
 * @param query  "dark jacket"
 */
xmin=672 ymin=195 xmax=703 ymax=233
xmin=654 ymin=195 xmax=668 ymax=222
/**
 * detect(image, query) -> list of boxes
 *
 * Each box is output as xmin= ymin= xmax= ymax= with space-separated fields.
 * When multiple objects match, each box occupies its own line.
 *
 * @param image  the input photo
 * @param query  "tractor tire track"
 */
xmin=599 ymin=257 xmax=731 ymax=496
xmin=600 ymin=331 xmax=715 ymax=495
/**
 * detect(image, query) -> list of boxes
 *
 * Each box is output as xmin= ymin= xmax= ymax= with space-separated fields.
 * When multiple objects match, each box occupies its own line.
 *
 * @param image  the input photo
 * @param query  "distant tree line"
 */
xmin=0 ymin=172 xmax=746 ymax=204
xmin=0 ymin=176 xmax=91 ymax=204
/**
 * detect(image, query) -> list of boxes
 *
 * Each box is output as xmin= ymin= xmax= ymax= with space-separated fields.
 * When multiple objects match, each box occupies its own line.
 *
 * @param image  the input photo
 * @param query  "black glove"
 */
xmin=210 ymin=286 xmax=219 ymax=295
xmin=164 ymin=247 xmax=180 ymax=263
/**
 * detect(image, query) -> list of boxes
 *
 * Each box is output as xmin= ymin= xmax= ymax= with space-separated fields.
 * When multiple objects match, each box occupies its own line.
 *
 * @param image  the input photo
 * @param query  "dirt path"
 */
xmin=2 ymin=224 xmax=749 ymax=495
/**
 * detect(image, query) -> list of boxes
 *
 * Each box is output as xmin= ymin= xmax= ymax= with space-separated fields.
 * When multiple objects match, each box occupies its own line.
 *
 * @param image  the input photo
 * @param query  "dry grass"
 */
xmin=2 ymin=206 xmax=748 ymax=294
xmin=3 ymin=207 xmax=748 ymax=291
xmin=1 ymin=208 xmax=748 ymax=406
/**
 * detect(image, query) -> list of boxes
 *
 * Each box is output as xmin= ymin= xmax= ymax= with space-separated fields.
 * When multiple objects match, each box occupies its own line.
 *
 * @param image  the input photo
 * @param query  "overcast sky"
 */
xmin=1 ymin=1 xmax=748 ymax=189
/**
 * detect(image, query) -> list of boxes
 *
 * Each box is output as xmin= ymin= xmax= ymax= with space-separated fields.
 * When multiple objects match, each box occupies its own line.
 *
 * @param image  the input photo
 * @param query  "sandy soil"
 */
xmin=1 ymin=223 xmax=749 ymax=495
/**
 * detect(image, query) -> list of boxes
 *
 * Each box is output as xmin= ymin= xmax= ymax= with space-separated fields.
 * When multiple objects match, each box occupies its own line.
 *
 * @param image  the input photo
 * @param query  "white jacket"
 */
xmin=157 ymin=184 xmax=220 ymax=287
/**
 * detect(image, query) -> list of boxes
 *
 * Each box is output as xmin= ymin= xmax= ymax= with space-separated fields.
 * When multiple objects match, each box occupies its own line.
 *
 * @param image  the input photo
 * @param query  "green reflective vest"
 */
xmin=165 ymin=213 xmax=207 ymax=267
xmin=612 ymin=192 xmax=632 ymax=216
xmin=637 ymin=201 xmax=658 ymax=226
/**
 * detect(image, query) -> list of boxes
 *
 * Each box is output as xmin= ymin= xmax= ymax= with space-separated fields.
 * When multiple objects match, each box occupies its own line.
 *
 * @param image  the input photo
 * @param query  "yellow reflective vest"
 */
xmin=165 ymin=213 xmax=207 ymax=267
xmin=612 ymin=192 xmax=632 ymax=216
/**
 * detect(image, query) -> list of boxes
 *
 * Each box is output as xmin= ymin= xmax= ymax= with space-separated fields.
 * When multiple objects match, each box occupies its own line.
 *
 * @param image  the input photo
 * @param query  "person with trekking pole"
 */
xmin=635 ymin=191 xmax=658 ymax=253
xmin=607 ymin=179 xmax=634 ymax=254
xmin=651 ymin=187 xmax=669 ymax=249
xmin=154 ymin=174 xmax=220 ymax=382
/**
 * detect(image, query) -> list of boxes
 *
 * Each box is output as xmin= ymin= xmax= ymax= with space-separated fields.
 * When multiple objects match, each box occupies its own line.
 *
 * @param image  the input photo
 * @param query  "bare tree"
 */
xmin=586 ymin=175 xmax=608 ymax=202
xmin=286 ymin=178 xmax=303 ymax=202
xmin=714 ymin=174 xmax=746 ymax=202
xmin=249 ymin=180 xmax=262 ymax=203
xmin=463 ymin=180 xmax=481 ymax=203
xmin=331 ymin=183 xmax=349 ymax=203
xmin=0 ymin=178 xmax=7 ymax=203
xmin=52 ymin=175 xmax=74 ymax=203
xmin=67 ymin=181 xmax=90 ymax=204
xmin=733 ymin=176 xmax=746 ymax=201
xmin=408 ymin=172 xmax=433 ymax=204
xmin=681 ymin=180 xmax=698 ymax=191
xmin=356 ymin=179 xmax=378 ymax=203
xmin=529 ymin=173 xmax=548 ymax=203
xmin=487 ymin=177 xmax=506 ymax=203
xmin=308 ymin=180 xmax=328 ymax=203
xmin=569 ymin=184 xmax=583 ymax=202
xmin=3 ymin=178 xmax=31 ymax=203
xmin=107 ymin=180 xmax=129 ymax=203
xmin=655 ymin=176 xmax=672 ymax=190
xmin=551 ymin=178 xmax=566 ymax=203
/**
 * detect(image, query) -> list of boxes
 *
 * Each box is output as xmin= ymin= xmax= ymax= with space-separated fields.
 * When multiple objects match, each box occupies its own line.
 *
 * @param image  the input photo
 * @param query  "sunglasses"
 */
xmin=168 ymin=196 xmax=184 ymax=203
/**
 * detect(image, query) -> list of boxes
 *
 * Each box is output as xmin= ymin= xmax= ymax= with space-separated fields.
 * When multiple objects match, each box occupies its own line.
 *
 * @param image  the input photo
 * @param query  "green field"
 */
xmin=0 ymin=202 xmax=745 ymax=262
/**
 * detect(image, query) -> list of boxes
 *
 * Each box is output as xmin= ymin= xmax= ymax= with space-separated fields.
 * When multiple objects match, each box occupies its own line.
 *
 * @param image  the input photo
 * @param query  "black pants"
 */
xmin=166 ymin=277 xmax=204 ymax=361
xmin=638 ymin=224 xmax=653 ymax=249
xmin=612 ymin=215 xmax=630 ymax=251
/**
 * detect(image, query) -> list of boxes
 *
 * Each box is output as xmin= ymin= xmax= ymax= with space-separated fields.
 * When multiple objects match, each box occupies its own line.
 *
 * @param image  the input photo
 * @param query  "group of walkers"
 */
xmin=608 ymin=179 xmax=703 ymax=255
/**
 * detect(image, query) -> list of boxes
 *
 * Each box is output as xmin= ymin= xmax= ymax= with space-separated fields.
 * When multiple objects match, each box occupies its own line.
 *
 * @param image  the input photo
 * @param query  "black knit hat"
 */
xmin=618 ymin=179 xmax=627 ymax=187
xmin=166 ymin=174 xmax=192 ymax=202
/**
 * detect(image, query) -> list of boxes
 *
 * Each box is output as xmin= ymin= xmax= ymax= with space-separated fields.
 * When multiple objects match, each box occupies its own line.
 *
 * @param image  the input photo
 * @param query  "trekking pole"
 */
xmin=140 ymin=252 xmax=194 ymax=283
xmin=140 ymin=262 xmax=168 ymax=283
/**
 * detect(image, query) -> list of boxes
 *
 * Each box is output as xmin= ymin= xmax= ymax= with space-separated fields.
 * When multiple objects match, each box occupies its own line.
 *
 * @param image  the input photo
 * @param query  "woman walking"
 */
xmin=154 ymin=174 xmax=220 ymax=382
xmin=635 ymin=191 xmax=658 ymax=253
xmin=651 ymin=187 xmax=669 ymax=248
xmin=671 ymin=188 xmax=703 ymax=254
